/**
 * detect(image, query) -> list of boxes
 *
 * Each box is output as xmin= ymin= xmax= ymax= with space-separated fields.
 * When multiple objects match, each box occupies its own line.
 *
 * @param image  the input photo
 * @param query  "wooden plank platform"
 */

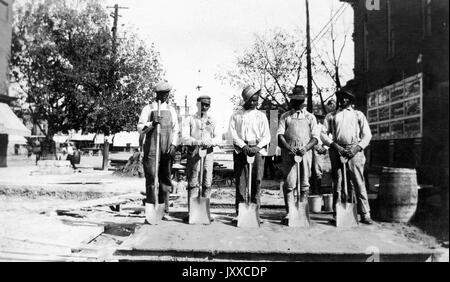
xmin=115 ymin=212 xmax=437 ymax=262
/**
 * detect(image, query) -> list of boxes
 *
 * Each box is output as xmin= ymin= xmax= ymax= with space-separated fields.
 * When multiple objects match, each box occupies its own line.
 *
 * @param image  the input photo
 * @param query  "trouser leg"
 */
xmin=252 ymin=153 xmax=265 ymax=209
xmin=143 ymin=154 xmax=157 ymax=204
xmin=347 ymin=152 xmax=371 ymax=218
xmin=281 ymin=150 xmax=296 ymax=213
xmin=329 ymin=149 xmax=343 ymax=213
xmin=202 ymin=153 xmax=214 ymax=198
xmin=234 ymin=152 xmax=246 ymax=215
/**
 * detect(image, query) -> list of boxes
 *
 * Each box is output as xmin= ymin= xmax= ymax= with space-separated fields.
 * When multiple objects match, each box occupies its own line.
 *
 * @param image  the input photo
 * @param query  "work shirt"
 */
xmin=228 ymin=108 xmax=271 ymax=156
xmin=137 ymin=101 xmax=179 ymax=146
xmin=181 ymin=113 xmax=221 ymax=146
xmin=277 ymin=108 xmax=320 ymax=143
xmin=321 ymin=107 xmax=372 ymax=150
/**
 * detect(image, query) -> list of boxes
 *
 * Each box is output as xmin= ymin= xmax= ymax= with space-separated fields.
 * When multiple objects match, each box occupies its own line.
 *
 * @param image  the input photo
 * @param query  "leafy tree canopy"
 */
xmin=11 ymin=0 xmax=165 ymax=137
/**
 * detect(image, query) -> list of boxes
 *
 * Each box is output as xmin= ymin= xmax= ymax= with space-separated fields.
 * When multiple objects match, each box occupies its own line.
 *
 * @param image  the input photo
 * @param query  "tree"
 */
xmin=10 ymin=0 xmax=164 ymax=156
xmin=316 ymin=4 xmax=352 ymax=93
xmin=217 ymin=28 xmax=307 ymax=111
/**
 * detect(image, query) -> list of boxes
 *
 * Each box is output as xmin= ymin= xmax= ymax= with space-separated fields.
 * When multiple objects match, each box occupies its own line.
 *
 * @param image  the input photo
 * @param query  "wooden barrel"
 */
xmin=378 ymin=167 xmax=419 ymax=223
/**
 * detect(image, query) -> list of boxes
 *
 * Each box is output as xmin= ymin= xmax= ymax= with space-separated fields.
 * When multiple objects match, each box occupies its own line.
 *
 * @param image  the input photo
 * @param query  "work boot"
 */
xmin=360 ymin=215 xmax=374 ymax=225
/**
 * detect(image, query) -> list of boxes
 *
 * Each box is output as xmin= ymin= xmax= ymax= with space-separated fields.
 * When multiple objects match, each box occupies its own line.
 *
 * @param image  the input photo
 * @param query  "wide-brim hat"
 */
xmin=290 ymin=85 xmax=306 ymax=100
xmin=197 ymin=95 xmax=211 ymax=105
xmin=336 ymin=89 xmax=355 ymax=100
xmin=241 ymin=86 xmax=261 ymax=103
xmin=155 ymin=81 xmax=172 ymax=93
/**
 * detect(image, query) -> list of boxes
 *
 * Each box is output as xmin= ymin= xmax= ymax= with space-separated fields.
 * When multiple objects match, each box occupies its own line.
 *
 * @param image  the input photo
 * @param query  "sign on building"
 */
xmin=367 ymin=73 xmax=423 ymax=140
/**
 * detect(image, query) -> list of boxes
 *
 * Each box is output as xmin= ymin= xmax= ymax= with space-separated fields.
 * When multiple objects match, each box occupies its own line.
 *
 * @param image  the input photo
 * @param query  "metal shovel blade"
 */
xmin=237 ymin=203 xmax=260 ymax=228
xmin=335 ymin=202 xmax=358 ymax=228
xmin=189 ymin=197 xmax=211 ymax=225
xmin=288 ymin=201 xmax=311 ymax=228
xmin=145 ymin=203 xmax=165 ymax=225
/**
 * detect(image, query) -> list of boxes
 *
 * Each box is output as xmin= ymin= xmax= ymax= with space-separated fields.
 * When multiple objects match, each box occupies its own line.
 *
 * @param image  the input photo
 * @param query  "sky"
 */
xmin=103 ymin=0 xmax=354 ymax=133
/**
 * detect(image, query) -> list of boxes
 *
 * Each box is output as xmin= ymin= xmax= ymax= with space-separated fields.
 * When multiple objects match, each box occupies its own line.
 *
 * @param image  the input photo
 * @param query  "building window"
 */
xmin=422 ymin=0 xmax=432 ymax=36
xmin=0 ymin=0 xmax=8 ymax=22
xmin=387 ymin=0 xmax=395 ymax=58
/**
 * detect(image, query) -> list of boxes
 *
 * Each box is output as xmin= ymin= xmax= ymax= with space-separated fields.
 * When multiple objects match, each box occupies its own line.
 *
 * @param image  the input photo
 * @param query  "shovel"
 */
xmin=145 ymin=100 xmax=166 ymax=225
xmin=237 ymin=155 xmax=260 ymax=228
xmin=335 ymin=156 xmax=358 ymax=227
xmin=189 ymin=148 xmax=212 ymax=225
xmin=288 ymin=155 xmax=311 ymax=227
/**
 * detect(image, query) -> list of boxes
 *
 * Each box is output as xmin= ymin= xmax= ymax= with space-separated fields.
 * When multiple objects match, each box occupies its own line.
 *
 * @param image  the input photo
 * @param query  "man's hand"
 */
xmin=152 ymin=116 xmax=163 ymax=126
xmin=285 ymin=144 xmax=297 ymax=155
xmin=345 ymin=145 xmax=362 ymax=159
xmin=248 ymin=146 xmax=261 ymax=155
xmin=296 ymin=147 xmax=307 ymax=156
xmin=167 ymin=144 xmax=177 ymax=158
xmin=331 ymin=142 xmax=346 ymax=156
xmin=242 ymin=145 xmax=251 ymax=155
xmin=317 ymin=147 xmax=327 ymax=155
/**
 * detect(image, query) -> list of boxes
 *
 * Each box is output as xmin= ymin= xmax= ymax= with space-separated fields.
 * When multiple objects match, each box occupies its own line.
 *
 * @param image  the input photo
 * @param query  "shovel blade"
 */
xmin=145 ymin=203 xmax=166 ymax=225
xmin=237 ymin=203 xmax=260 ymax=228
xmin=288 ymin=202 xmax=311 ymax=228
xmin=189 ymin=197 xmax=211 ymax=225
xmin=336 ymin=203 xmax=359 ymax=228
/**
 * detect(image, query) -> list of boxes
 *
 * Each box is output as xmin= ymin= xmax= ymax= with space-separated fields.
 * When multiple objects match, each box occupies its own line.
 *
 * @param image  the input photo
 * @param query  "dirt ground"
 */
xmin=0 ymin=188 xmax=447 ymax=261
xmin=0 ymin=156 xmax=448 ymax=261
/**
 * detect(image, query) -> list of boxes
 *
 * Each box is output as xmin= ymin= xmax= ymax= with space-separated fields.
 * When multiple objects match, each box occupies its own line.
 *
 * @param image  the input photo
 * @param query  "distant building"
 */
xmin=342 ymin=0 xmax=449 ymax=188
xmin=0 ymin=0 xmax=31 ymax=166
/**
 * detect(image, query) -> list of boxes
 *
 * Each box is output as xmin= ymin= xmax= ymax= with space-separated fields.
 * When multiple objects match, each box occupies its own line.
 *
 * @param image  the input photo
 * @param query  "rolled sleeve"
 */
xmin=309 ymin=114 xmax=320 ymax=142
xmin=137 ymin=105 xmax=153 ymax=134
xmin=229 ymin=113 xmax=246 ymax=148
xmin=320 ymin=115 xmax=334 ymax=147
xmin=357 ymin=113 xmax=372 ymax=150
xmin=180 ymin=116 xmax=197 ymax=146
xmin=257 ymin=113 xmax=271 ymax=149
xmin=276 ymin=114 xmax=287 ymax=136
xmin=170 ymin=107 xmax=179 ymax=146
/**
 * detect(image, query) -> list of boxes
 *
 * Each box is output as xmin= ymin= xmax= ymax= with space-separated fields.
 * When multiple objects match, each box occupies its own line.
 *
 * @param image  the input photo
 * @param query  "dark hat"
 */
xmin=289 ymin=85 xmax=306 ymax=100
xmin=336 ymin=89 xmax=355 ymax=99
xmin=197 ymin=95 xmax=211 ymax=104
xmin=241 ymin=86 xmax=261 ymax=103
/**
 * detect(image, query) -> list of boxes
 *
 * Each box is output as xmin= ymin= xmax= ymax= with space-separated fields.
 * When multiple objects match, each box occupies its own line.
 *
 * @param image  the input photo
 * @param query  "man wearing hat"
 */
xmin=320 ymin=88 xmax=373 ymax=224
xmin=228 ymin=86 xmax=271 ymax=223
xmin=277 ymin=85 xmax=319 ymax=224
xmin=137 ymin=81 xmax=179 ymax=221
xmin=181 ymin=95 xmax=221 ymax=222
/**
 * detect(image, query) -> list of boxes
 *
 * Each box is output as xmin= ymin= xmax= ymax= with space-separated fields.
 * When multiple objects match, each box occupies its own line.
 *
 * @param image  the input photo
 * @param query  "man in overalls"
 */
xmin=137 ymin=82 xmax=179 ymax=221
xmin=320 ymin=89 xmax=373 ymax=224
xmin=278 ymin=86 xmax=319 ymax=224
xmin=181 ymin=95 xmax=221 ymax=222
xmin=228 ymin=86 xmax=271 ymax=223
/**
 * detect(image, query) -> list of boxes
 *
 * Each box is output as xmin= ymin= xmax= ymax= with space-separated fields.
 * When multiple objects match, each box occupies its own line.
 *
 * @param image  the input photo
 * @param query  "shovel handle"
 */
xmin=247 ymin=156 xmax=254 ymax=204
xmin=154 ymin=100 xmax=161 ymax=203
xmin=294 ymin=156 xmax=302 ymax=202
xmin=341 ymin=157 xmax=348 ymax=203
xmin=198 ymin=149 xmax=206 ymax=197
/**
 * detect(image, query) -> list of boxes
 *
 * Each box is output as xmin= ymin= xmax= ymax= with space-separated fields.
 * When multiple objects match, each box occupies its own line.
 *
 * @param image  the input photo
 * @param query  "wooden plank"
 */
xmin=52 ymin=193 xmax=145 ymax=214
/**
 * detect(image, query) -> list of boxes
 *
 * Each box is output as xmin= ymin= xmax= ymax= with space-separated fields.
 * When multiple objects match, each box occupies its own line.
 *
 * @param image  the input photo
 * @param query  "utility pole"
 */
xmin=305 ymin=0 xmax=313 ymax=113
xmin=101 ymin=4 xmax=128 ymax=170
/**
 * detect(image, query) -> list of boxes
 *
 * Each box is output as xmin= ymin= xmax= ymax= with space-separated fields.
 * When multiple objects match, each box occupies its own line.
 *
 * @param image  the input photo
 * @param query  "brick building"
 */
xmin=0 ymin=0 xmax=31 ymax=167
xmin=342 ymin=0 xmax=449 ymax=190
